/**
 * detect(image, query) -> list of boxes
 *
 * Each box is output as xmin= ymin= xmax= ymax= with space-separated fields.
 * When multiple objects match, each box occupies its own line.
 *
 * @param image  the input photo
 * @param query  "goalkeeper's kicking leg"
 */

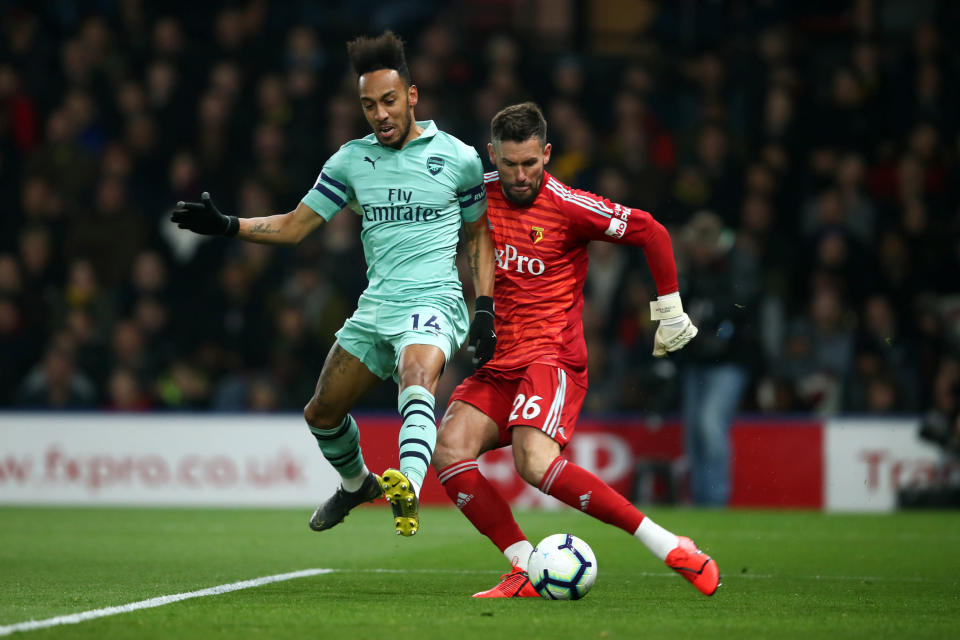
xmin=434 ymin=397 xmax=720 ymax=597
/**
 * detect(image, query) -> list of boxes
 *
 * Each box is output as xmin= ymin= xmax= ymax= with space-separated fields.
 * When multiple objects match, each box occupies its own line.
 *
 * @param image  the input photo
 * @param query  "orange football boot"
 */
xmin=472 ymin=566 xmax=540 ymax=598
xmin=665 ymin=536 xmax=720 ymax=596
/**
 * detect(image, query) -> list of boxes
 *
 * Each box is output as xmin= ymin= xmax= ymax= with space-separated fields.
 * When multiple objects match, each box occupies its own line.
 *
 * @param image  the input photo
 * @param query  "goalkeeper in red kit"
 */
xmin=432 ymin=102 xmax=718 ymax=598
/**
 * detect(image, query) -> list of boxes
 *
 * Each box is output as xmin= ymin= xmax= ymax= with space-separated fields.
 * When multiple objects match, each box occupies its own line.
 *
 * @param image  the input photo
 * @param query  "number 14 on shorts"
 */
xmin=410 ymin=313 xmax=442 ymax=333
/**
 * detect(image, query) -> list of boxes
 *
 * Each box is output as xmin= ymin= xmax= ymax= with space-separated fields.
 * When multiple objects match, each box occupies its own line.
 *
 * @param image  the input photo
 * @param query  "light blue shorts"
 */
xmin=335 ymin=294 xmax=468 ymax=381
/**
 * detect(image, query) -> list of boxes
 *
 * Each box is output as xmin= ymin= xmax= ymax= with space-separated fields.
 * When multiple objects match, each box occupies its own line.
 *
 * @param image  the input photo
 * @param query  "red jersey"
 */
xmin=483 ymin=171 xmax=677 ymax=387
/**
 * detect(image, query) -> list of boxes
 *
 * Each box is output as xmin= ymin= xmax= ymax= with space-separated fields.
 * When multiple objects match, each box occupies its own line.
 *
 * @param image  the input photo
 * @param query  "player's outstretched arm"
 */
xmin=235 ymin=201 xmax=326 ymax=244
xmin=633 ymin=218 xmax=697 ymax=357
xmin=463 ymin=213 xmax=496 ymax=367
xmin=630 ymin=218 xmax=697 ymax=356
xmin=171 ymin=193 xmax=325 ymax=245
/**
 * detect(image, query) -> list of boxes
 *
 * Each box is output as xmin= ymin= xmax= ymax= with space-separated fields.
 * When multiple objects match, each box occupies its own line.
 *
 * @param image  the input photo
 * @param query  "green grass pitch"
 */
xmin=1 ymin=506 xmax=958 ymax=638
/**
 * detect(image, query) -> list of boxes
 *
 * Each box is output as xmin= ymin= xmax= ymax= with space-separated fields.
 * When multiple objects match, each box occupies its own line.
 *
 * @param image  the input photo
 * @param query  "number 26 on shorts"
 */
xmin=510 ymin=394 xmax=543 ymax=421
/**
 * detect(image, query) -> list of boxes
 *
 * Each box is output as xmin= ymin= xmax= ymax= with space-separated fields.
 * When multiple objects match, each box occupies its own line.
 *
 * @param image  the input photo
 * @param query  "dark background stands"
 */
xmin=0 ymin=1 xmax=957 ymax=438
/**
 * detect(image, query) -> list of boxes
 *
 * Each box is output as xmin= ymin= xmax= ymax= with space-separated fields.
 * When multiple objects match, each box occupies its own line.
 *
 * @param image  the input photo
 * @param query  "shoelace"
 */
xmin=495 ymin=570 xmax=527 ymax=594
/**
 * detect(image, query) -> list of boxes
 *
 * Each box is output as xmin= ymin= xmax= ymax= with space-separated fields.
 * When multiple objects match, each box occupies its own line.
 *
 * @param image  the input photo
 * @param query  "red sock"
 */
xmin=438 ymin=460 xmax=526 ymax=552
xmin=540 ymin=456 xmax=645 ymax=534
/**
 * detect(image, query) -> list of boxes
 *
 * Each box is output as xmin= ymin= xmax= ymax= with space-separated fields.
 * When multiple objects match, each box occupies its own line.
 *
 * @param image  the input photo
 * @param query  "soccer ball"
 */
xmin=527 ymin=533 xmax=597 ymax=600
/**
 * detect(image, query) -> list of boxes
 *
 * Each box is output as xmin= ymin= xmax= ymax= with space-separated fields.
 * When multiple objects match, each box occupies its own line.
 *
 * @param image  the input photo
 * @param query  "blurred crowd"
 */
xmin=1 ymin=1 xmax=958 ymax=428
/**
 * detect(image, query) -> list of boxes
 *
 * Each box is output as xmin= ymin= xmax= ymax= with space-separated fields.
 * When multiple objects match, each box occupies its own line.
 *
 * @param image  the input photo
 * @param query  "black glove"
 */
xmin=467 ymin=296 xmax=496 ymax=368
xmin=171 ymin=191 xmax=239 ymax=236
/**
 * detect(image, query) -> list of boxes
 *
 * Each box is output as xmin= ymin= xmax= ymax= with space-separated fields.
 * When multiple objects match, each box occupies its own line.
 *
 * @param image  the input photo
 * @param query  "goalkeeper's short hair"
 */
xmin=491 ymin=102 xmax=548 ymax=148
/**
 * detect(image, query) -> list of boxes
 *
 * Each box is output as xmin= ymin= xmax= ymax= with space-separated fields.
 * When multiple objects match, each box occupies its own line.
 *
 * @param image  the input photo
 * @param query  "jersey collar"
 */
xmin=362 ymin=120 xmax=438 ymax=148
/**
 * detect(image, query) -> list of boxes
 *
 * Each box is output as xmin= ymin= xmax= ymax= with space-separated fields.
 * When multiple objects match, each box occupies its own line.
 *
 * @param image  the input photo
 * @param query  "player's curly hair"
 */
xmin=347 ymin=30 xmax=411 ymax=85
xmin=491 ymin=102 xmax=548 ymax=147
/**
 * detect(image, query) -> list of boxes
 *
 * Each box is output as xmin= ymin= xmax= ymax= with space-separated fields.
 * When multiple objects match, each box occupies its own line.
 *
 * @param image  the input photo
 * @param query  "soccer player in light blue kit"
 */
xmin=171 ymin=31 xmax=496 ymax=537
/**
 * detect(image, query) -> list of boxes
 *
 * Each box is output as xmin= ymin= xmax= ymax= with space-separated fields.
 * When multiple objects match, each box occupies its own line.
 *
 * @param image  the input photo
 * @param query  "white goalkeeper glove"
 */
xmin=650 ymin=292 xmax=698 ymax=357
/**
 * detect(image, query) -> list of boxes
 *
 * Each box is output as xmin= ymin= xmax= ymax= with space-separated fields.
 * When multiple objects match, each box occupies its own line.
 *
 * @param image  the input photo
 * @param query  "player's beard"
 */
xmin=502 ymin=170 xmax=544 ymax=206
xmin=380 ymin=111 xmax=413 ymax=150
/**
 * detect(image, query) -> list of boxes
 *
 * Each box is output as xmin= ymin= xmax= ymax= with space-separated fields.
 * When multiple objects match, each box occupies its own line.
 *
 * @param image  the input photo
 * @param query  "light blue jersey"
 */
xmin=301 ymin=120 xmax=486 ymax=303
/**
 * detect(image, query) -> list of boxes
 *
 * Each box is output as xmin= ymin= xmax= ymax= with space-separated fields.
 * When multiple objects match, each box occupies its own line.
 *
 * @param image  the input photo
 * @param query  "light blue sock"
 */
xmin=309 ymin=414 xmax=365 ymax=480
xmin=397 ymin=385 xmax=436 ymax=494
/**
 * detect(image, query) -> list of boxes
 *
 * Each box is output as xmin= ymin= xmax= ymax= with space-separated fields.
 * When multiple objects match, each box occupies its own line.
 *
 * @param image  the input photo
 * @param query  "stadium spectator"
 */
xmin=267 ymin=301 xmax=326 ymax=409
xmin=918 ymin=353 xmax=960 ymax=466
xmin=18 ymin=344 xmax=95 ymax=409
xmin=0 ymin=294 xmax=32 ymax=405
xmin=62 ymin=307 xmax=109 ymax=394
xmin=156 ymin=358 xmax=212 ymax=409
xmin=675 ymin=210 xmax=761 ymax=506
xmin=105 ymin=366 xmax=153 ymax=411
xmin=65 ymin=176 xmax=146 ymax=288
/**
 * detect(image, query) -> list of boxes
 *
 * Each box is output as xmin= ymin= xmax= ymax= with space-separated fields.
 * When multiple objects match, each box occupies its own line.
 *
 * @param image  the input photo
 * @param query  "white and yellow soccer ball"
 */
xmin=527 ymin=534 xmax=597 ymax=600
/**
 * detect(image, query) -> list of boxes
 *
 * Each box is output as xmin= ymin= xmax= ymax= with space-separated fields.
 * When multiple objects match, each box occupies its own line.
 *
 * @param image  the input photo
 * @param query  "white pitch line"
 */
xmin=0 ymin=568 xmax=332 ymax=637
xmin=2 ymin=565 xmax=949 ymax=636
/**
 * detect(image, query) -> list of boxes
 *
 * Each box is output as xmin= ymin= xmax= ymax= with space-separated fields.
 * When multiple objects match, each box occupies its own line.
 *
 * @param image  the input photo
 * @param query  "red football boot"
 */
xmin=665 ymin=536 xmax=720 ymax=596
xmin=472 ymin=566 xmax=540 ymax=598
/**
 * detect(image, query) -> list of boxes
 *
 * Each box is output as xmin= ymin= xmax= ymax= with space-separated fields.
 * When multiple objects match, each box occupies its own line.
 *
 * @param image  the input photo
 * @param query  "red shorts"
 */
xmin=447 ymin=363 xmax=586 ymax=448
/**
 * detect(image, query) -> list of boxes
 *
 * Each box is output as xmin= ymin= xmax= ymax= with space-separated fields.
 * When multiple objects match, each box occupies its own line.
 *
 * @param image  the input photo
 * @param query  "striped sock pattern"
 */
xmin=397 ymin=385 xmax=436 ymax=491
xmin=539 ymin=455 xmax=645 ymax=534
xmin=438 ymin=459 xmax=527 ymax=553
xmin=436 ymin=459 xmax=479 ymax=484
xmin=538 ymin=456 xmax=568 ymax=495
xmin=309 ymin=414 xmax=365 ymax=479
